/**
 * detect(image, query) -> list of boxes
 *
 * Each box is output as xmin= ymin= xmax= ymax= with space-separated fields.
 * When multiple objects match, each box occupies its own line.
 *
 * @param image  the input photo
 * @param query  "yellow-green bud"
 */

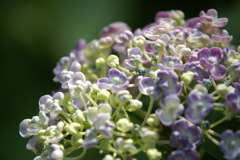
xmin=181 ymin=71 xmax=195 ymax=86
xmin=72 ymin=110 xmax=86 ymax=123
xmin=89 ymin=84 xmax=100 ymax=98
xmin=64 ymin=122 xmax=81 ymax=135
xmin=237 ymin=45 xmax=240 ymax=53
xmin=103 ymin=155 xmax=115 ymax=160
xmin=146 ymin=148 xmax=162 ymax=160
xmin=133 ymin=35 xmax=146 ymax=47
xmin=146 ymin=114 xmax=160 ymax=127
xmin=116 ymin=118 xmax=134 ymax=133
xmin=216 ymin=84 xmax=229 ymax=97
xmin=95 ymin=58 xmax=106 ymax=68
xmin=107 ymin=55 xmax=119 ymax=68
xmin=99 ymin=139 xmax=112 ymax=151
xmin=71 ymin=134 xmax=83 ymax=146
xmin=126 ymin=99 xmax=142 ymax=112
xmin=97 ymin=89 xmax=111 ymax=102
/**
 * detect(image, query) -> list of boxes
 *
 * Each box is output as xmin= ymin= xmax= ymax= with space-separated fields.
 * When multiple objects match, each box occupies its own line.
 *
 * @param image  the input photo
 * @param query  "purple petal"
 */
xmin=138 ymin=77 xmax=155 ymax=95
xmin=211 ymin=34 xmax=233 ymax=43
xmin=209 ymin=47 xmax=223 ymax=63
xmin=210 ymin=64 xmax=227 ymax=80
xmin=200 ymin=58 xmax=213 ymax=70
xmin=129 ymin=47 xmax=143 ymax=58
xmin=97 ymin=78 xmax=112 ymax=90
xmin=212 ymin=18 xmax=228 ymax=27
xmin=197 ymin=48 xmax=210 ymax=60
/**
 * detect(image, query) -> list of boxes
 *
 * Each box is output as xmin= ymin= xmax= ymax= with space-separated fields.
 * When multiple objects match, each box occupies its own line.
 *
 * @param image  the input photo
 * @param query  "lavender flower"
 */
xmin=168 ymin=149 xmax=200 ymax=160
xmin=185 ymin=90 xmax=214 ymax=124
xmin=197 ymin=47 xmax=226 ymax=80
xmin=158 ymin=56 xmax=183 ymax=71
xmin=226 ymin=84 xmax=240 ymax=113
xmin=98 ymin=68 xmax=129 ymax=92
xmin=220 ymin=130 xmax=240 ymax=160
xmin=199 ymin=9 xmax=228 ymax=28
xmin=184 ymin=62 xmax=209 ymax=81
xmin=38 ymin=92 xmax=64 ymax=123
xmin=156 ymin=95 xmax=184 ymax=126
xmin=154 ymin=70 xmax=182 ymax=97
xmin=170 ymin=119 xmax=202 ymax=150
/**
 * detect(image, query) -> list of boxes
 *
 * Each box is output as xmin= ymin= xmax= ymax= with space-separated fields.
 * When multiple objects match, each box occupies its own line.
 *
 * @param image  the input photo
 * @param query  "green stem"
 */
xmin=83 ymin=93 xmax=98 ymax=107
xmin=210 ymin=116 xmax=228 ymax=128
xmin=205 ymin=132 xmax=220 ymax=146
xmin=60 ymin=111 xmax=72 ymax=123
xmin=79 ymin=93 xmax=87 ymax=110
xmin=117 ymin=65 xmax=132 ymax=75
xmin=64 ymin=148 xmax=87 ymax=160
xmin=141 ymin=98 xmax=154 ymax=128
xmin=210 ymin=78 xmax=217 ymax=89
xmin=136 ymin=92 xmax=142 ymax=100
xmin=225 ymin=75 xmax=237 ymax=86
xmin=156 ymin=140 xmax=170 ymax=145
xmin=208 ymin=129 xmax=220 ymax=138
xmin=142 ymin=49 xmax=151 ymax=62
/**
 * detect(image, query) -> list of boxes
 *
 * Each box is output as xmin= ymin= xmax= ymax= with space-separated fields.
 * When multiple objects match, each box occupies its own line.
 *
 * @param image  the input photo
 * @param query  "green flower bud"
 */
xmin=216 ymin=84 xmax=230 ymax=97
xmin=107 ymin=55 xmax=119 ymax=68
xmin=227 ymin=50 xmax=240 ymax=64
xmin=146 ymin=148 xmax=162 ymax=160
xmin=126 ymin=99 xmax=142 ymax=112
xmin=97 ymin=89 xmax=111 ymax=102
xmin=146 ymin=114 xmax=160 ymax=127
xmin=98 ymin=103 xmax=112 ymax=114
xmin=99 ymin=139 xmax=112 ymax=151
xmin=71 ymin=134 xmax=83 ymax=146
xmin=103 ymin=154 xmax=115 ymax=160
xmin=194 ymin=84 xmax=207 ymax=94
xmin=237 ymin=45 xmax=240 ymax=53
xmin=110 ymin=90 xmax=132 ymax=107
xmin=116 ymin=118 xmax=134 ymax=133
xmin=72 ymin=110 xmax=86 ymax=123
xmin=95 ymin=57 xmax=106 ymax=68
xmin=38 ymin=130 xmax=46 ymax=142
xmin=133 ymin=35 xmax=146 ymax=47
xmin=64 ymin=122 xmax=81 ymax=135
xmin=181 ymin=71 xmax=194 ymax=86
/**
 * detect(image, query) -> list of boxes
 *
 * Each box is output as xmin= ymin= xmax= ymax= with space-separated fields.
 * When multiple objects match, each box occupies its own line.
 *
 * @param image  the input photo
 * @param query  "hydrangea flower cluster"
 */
xmin=20 ymin=9 xmax=240 ymax=160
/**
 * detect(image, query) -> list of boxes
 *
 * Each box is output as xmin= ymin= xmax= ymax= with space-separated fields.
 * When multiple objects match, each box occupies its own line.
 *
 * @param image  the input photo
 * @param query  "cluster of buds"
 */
xmin=20 ymin=9 xmax=240 ymax=160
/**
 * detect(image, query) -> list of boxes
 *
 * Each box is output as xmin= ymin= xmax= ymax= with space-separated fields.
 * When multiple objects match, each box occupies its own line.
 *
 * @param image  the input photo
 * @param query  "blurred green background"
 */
xmin=1 ymin=0 xmax=240 ymax=159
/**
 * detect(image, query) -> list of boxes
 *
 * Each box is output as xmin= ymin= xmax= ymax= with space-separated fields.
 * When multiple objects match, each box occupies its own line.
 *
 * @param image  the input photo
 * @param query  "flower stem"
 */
xmin=141 ymin=98 xmax=154 ymax=128
xmin=136 ymin=92 xmax=142 ymax=100
xmin=64 ymin=148 xmax=87 ymax=160
xmin=225 ymin=75 xmax=237 ymax=86
xmin=205 ymin=132 xmax=220 ymax=146
xmin=210 ymin=116 xmax=228 ymax=128
xmin=83 ymin=93 xmax=98 ymax=107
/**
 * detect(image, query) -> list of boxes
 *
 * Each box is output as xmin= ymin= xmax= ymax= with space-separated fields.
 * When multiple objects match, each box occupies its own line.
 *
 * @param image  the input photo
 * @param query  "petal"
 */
xmin=212 ymin=18 xmax=228 ymax=27
xmin=138 ymin=77 xmax=155 ymax=95
xmin=210 ymin=64 xmax=227 ymax=80
xmin=97 ymin=77 xmax=112 ymax=90
xmin=209 ymin=47 xmax=223 ymax=63
xmin=197 ymin=48 xmax=210 ymax=60
xmin=128 ymin=47 xmax=143 ymax=58
xmin=19 ymin=119 xmax=31 ymax=138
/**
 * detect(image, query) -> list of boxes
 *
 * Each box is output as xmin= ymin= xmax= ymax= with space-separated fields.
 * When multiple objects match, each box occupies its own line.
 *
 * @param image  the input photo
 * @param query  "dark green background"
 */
xmin=1 ymin=0 xmax=240 ymax=159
